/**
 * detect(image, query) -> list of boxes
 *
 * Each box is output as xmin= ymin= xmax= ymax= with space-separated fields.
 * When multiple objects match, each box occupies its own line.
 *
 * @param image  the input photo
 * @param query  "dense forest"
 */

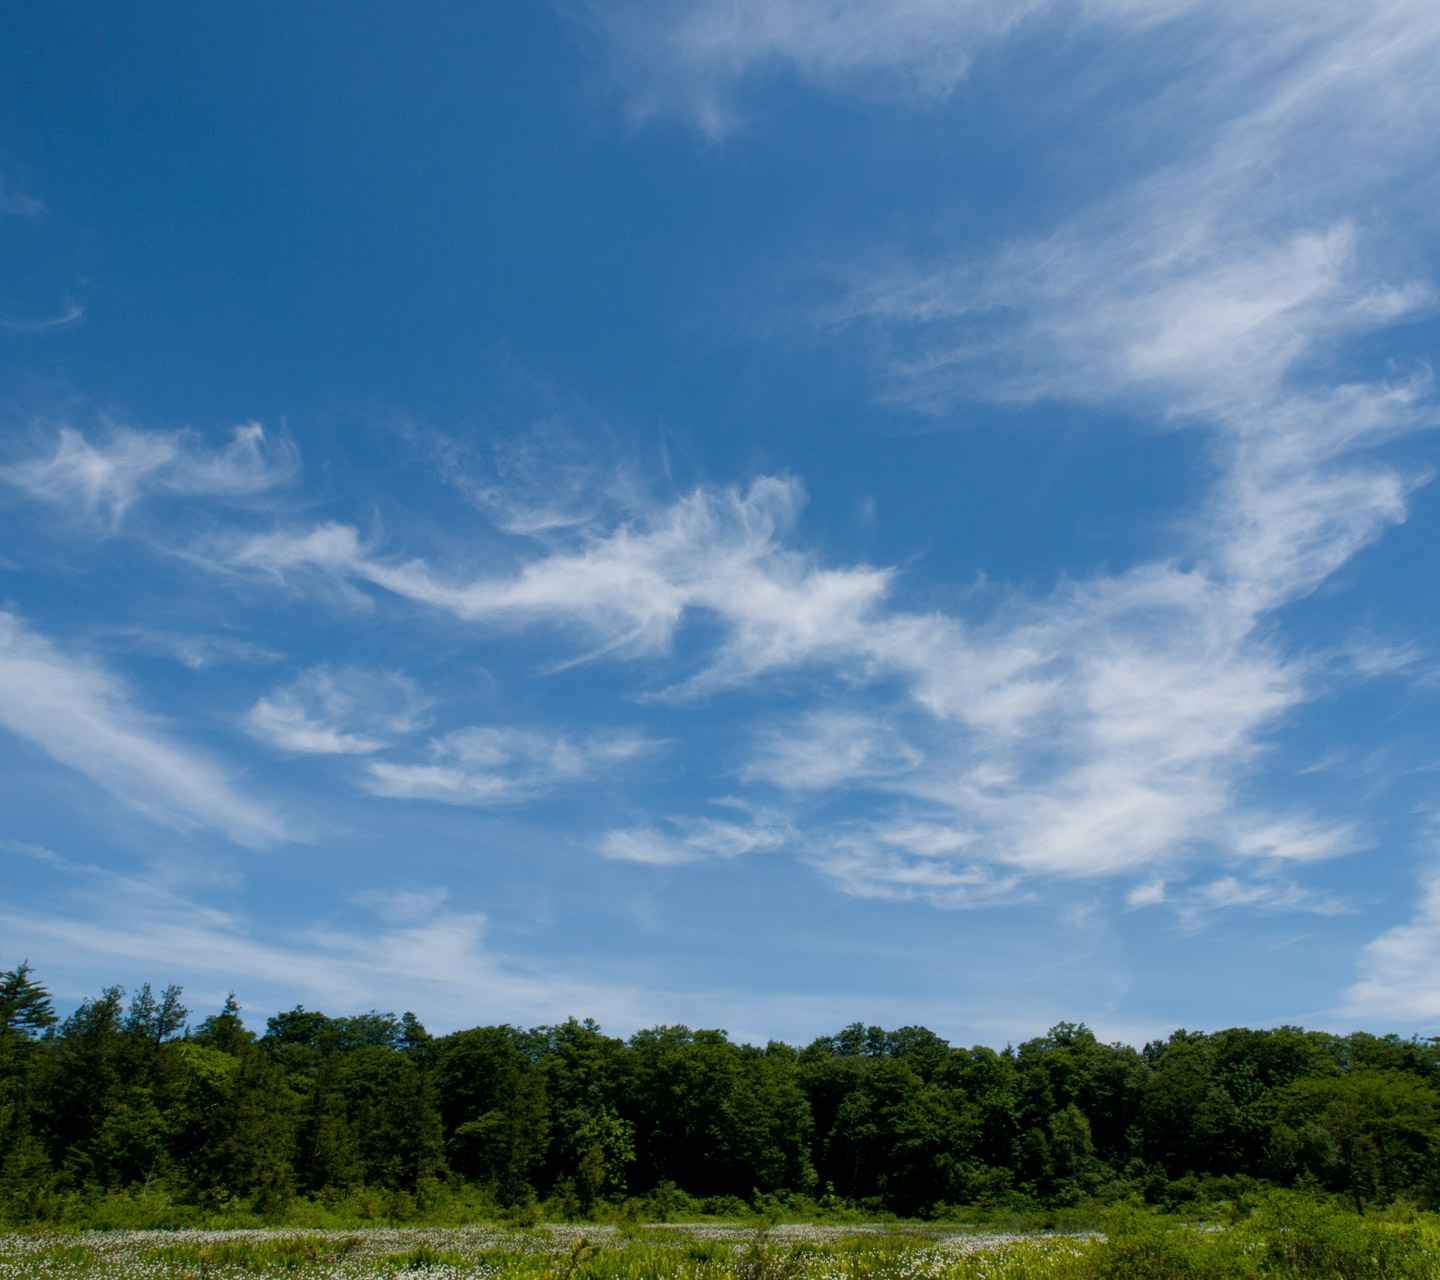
xmin=3 ymin=961 xmax=1439 ymax=1224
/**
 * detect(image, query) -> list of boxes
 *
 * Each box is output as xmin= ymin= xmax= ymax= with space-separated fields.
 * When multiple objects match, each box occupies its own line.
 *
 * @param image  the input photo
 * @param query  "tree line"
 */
xmin=3 ymin=960 xmax=1439 ymax=1222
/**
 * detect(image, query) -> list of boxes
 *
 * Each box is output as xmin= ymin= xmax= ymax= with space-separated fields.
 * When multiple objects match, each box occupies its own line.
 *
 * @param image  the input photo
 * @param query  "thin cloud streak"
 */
xmin=585 ymin=0 xmax=1210 ymax=136
xmin=743 ymin=712 xmax=922 ymax=792
xmin=0 ymin=612 xmax=288 ymax=846
xmin=602 ymin=814 xmax=788 ymax=865
xmin=0 ymin=846 xmax=649 ymax=1030
xmin=365 ymin=726 xmax=658 ymax=806
xmin=2 ymin=302 xmax=84 ymax=332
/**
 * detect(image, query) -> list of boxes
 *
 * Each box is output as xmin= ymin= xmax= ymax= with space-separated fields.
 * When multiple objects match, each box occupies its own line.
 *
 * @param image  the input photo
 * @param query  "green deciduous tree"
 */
xmin=1275 ymin=1068 xmax=1440 ymax=1211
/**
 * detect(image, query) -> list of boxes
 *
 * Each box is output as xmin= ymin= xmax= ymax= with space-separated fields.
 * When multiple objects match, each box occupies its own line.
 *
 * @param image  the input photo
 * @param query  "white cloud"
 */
xmin=127 ymin=631 xmax=280 ymax=670
xmin=0 ymin=612 xmax=287 ymax=846
xmin=602 ymin=814 xmax=787 ymax=865
xmin=3 ymin=423 xmax=298 ymax=524
xmin=2 ymin=302 xmax=84 ymax=332
xmin=1338 ymin=857 xmax=1440 ymax=1026
xmin=743 ymin=711 xmax=922 ymax=791
xmin=365 ymin=725 xmax=656 ymax=805
xmin=809 ymin=823 xmax=1018 ymax=907
xmin=543 ymin=0 xmax=1440 ymax=934
xmin=1229 ymin=818 xmax=1363 ymax=864
xmin=231 ymin=461 xmax=1392 ymax=897
xmin=431 ymin=418 xmax=647 ymax=537
xmin=1184 ymin=874 xmax=1346 ymax=917
xmin=0 ymin=845 xmax=648 ymax=1030
xmin=586 ymin=0 xmax=1207 ymax=135
xmin=601 ymin=828 xmax=700 ymax=865
xmin=1127 ymin=879 xmax=1166 ymax=907
xmin=245 ymin=666 xmax=429 ymax=755
xmin=235 ymin=477 xmax=892 ymax=685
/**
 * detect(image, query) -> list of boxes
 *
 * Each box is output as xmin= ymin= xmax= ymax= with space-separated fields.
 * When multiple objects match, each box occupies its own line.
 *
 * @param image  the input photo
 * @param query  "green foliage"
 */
xmin=141 ymin=1235 xmax=360 ymax=1271
xmin=0 ymin=960 xmax=58 ymax=1037
xmin=0 ymin=1201 xmax=1438 ymax=1278
xmin=1273 ymin=1069 xmax=1440 ymax=1211
xmin=383 ymin=1241 xmax=467 ymax=1269
xmin=1246 ymin=1191 xmax=1433 ymax=1279
xmin=6 ymin=962 xmax=1440 ymax=1226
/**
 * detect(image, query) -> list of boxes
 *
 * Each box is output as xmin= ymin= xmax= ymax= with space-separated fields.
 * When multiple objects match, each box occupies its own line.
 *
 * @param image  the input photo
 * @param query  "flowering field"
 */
xmin=1 ymin=1213 xmax=1436 ymax=1280
xmin=0 ymin=1225 xmax=1090 ymax=1280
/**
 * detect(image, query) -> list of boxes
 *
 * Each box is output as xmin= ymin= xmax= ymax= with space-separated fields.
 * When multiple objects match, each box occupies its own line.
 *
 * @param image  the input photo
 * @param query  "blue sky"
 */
xmin=3 ymin=0 xmax=1440 ymax=1046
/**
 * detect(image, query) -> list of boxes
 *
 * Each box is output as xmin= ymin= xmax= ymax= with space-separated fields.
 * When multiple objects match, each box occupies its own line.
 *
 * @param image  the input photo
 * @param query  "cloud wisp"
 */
xmin=0 ymin=843 xmax=649 ymax=1030
xmin=602 ymin=812 xmax=789 ymax=866
xmin=1338 ymin=852 xmax=1440 ymax=1028
xmin=365 ymin=726 xmax=657 ymax=806
xmin=244 ymin=663 xmax=656 ymax=807
xmin=235 ymin=476 xmax=892 ymax=687
xmin=0 ymin=612 xmax=288 ymax=846
xmin=585 ymin=0 xmax=1212 ymax=136
xmin=246 ymin=666 xmax=431 ymax=756
xmin=3 ymin=423 xmax=299 ymax=526
xmin=2 ymin=302 xmax=84 ymax=332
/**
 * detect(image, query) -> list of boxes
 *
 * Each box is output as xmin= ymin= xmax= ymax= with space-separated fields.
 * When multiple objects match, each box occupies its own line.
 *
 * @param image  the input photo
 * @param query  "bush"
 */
xmin=1247 ymin=1192 xmax=1432 ymax=1279
xmin=1083 ymin=1205 xmax=1257 ymax=1279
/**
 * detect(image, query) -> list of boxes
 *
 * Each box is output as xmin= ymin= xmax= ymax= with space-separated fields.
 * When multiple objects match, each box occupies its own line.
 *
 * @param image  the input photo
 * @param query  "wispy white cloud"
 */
xmin=2 ymin=302 xmax=84 ymax=332
xmin=365 ymin=725 xmax=656 ymax=806
xmin=245 ymin=666 xmax=430 ymax=755
xmin=742 ymin=711 xmax=922 ymax=791
xmin=124 ymin=630 xmax=280 ymax=670
xmin=1337 ymin=851 xmax=1440 ymax=1027
xmin=1182 ymin=874 xmax=1347 ymax=918
xmin=600 ymin=828 xmax=701 ymax=865
xmin=235 ymin=477 xmax=891 ymax=685
xmin=3 ymin=423 xmax=298 ymax=524
xmin=807 ymin=821 xmax=1018 ymax=907
xmin=1228 ymin=818 xmax=1363 ymax=864
xmin=229 ymin=460 xmax=1395 ymax=898
xmin=0 ymin=612 xmax=287 ymax=846
xmin=0 ymin=843 xmax=648 ymax=1029
xmin=585 ymin=0 xmax=1207 ymax=136
xmin=1127 ymin=879 xmax=1167 ymax=907
xmin=0 ymin=174 xmax=44 ymax=219
xmin=431 ymin=417 xmax=648 ymax=537
xmin=602 ymin=813 xmax=788 ymax=865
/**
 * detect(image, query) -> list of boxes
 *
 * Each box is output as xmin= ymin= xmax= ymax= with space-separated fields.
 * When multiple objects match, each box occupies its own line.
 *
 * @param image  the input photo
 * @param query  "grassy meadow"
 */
xmin=3 ymin=1198 xmax=1439 ymax=1280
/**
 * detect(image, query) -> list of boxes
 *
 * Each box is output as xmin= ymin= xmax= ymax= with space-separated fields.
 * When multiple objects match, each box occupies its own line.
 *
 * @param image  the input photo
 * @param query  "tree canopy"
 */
xmin=3 ymin=961 xmax=1439 ymax=1223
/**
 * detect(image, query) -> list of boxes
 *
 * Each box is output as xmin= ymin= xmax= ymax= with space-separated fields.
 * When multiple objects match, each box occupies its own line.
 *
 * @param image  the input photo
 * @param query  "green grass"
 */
xmin=0 ymin=1197 xmax=1435 ymax=1280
